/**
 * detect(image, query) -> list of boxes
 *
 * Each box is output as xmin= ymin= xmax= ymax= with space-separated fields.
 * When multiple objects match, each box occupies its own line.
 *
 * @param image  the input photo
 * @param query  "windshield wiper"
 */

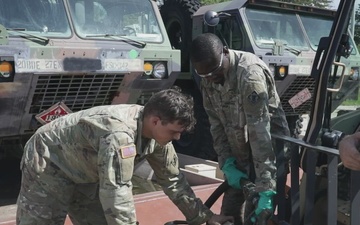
xmin=7 ymin=28 xmax=49 ymax=45
xmin=257 ymin=39 xmax=302 ymax=56
xmin=86 ymin=34 xmax=146 ymax=48
xmin=284 ymin=45 xmax=302 ymax=56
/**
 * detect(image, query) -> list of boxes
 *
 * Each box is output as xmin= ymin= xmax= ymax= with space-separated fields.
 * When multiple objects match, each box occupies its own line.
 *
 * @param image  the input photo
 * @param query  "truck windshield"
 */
xmin=0 ymin=0 xmax=70 ymax=37
xmin=68 ymin=0 xmax=163 ymax=43
xmin=300 ymin=15 xmax=332 ymax=50
xmin=300 ymin=14 xmax=357 ymax=55
xmin=245 ymin=8 xmax=308 ymax=50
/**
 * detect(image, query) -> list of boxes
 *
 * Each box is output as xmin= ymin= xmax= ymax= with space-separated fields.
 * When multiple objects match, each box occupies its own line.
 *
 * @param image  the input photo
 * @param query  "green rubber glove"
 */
xmin=221 ymin=157 xmax=248 ymax=189
xmin=251 ymin=190 xmax=276 ymax=222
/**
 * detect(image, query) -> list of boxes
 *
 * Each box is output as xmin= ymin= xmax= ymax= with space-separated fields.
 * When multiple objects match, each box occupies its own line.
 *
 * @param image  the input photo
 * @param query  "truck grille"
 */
xmin=136 ymin=91 xmax=155 ymax=105
xmin=29 ymin=74 xmax=124 ymax=114
xmin=280 ymin=76 xmax=315 ymax=115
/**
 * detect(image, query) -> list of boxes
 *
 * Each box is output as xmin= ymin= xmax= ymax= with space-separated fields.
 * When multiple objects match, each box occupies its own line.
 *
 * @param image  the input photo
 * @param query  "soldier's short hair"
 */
xmin=191 ymin=33 xmax=223 ymax=63
xmin=143 ymin=87 xmax=196 ymax=132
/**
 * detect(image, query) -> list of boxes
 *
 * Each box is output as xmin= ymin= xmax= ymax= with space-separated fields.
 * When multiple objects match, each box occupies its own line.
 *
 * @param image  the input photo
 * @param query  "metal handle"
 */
xmin=327 ymin=61 xmax=346 ymax=92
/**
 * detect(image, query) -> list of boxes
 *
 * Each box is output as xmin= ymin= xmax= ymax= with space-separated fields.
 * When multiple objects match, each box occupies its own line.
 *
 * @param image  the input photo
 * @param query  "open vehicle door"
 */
xmin=273 ymin=0 xmax=360 ymax=224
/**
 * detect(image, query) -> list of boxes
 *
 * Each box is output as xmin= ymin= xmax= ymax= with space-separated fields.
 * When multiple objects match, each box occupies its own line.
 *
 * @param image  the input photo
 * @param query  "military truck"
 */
xmin=0 ymin=0 xmax=180 ymax=201
xmin=159 ymin=1 xmax=360 ymax=224
xmin=0 ymin=0 xmax=180 ymax=150
xmin=158 ymin=0 xmax=360 ymax=160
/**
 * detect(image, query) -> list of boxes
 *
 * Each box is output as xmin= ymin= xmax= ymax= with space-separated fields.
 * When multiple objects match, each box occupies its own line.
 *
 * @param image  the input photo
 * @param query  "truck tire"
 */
xmin=172 ymin=80 xmax=217 ymax=161
xmin=160 ymin=0 xmax=216 ymax=160
xmin=160 ymin=0 xmax=200 ymax=72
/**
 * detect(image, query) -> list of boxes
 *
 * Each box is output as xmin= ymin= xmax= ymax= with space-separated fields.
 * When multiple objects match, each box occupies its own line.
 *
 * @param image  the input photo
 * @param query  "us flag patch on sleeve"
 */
xmin=119 ymin=144 xmax=136 ymax=159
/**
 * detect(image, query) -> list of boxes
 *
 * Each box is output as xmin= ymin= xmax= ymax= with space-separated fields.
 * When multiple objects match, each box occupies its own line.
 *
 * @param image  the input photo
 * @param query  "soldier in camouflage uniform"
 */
xmin=16 ymin=88 xmax=233 ymax=225
xmin=191 ymin=33 xmax=290 ymax=224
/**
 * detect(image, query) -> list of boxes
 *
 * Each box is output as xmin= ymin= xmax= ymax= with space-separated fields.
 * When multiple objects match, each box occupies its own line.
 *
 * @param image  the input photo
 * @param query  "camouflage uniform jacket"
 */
xmin=200 ymin=49 xmax=290 ymax=191
xmin=21 ymin=104 xmax=213 ymax=225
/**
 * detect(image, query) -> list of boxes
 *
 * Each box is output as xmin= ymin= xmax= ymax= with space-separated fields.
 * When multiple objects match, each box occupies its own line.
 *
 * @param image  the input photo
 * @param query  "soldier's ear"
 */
xmin=223 ymin=46 xmax=229 ymax=53
xmin=150 ymin=115 xmax=161 ymax=126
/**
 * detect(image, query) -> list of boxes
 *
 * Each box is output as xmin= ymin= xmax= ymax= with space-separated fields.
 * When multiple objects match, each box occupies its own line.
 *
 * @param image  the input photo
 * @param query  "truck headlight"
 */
xmin=269 ymin=64 xmax=288 ymax=80
xmin=278 ymin=66 xmax=286 ymax=78
xmin=143 ymin=63 xmax=153 ymax=76
xmin=269 ymin=64 xmax=275 ymax=76
xmin=143 ymin=61 xmax=168 ymax=79
xmin=0 ymin=61 xmax=14 ymax=82
xmin=152 ymin=62 xmax=166 ymax=78
xmin=0 ymin=61 xmax=13 ymax=78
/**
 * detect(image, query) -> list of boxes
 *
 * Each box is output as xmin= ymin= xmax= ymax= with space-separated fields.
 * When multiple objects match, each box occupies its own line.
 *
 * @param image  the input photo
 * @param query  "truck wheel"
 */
xmin=172 ymin=80 xmax=217 ymax=161
xmin=160 ymin=0 xmax=200 ymax=72
xmin=192 ymin=98 xmax=217 ymax=160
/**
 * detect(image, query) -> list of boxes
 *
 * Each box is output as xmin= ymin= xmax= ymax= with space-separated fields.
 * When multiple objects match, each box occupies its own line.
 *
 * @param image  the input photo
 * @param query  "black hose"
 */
xmin=164 ymin=221 xmax=188 ymax=225
xmin=163 ymin=181 xmax=230 ymax=225
xmin=204 ymin=181 xmax=230 ymax=208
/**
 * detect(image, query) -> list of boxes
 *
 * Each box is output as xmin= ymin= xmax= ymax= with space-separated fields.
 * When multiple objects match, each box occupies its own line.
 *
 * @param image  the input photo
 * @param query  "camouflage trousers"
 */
xmin=16 ymin=162 xmax=107 ymax=225
xmin=221 ymin=187 xmax=246 ymax=225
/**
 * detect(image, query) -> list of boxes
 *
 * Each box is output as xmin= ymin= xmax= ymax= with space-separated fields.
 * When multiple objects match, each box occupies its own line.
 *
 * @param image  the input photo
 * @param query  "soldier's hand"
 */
xmin=339 ymin=133 xmax=360 ymax=170
xmin=251 ymin=190 xmax=276 ymax=224
xmin=207 ymin=214 xmax=234 ymax=225
xmin=222 ymin=157 xmax=248 ymax=189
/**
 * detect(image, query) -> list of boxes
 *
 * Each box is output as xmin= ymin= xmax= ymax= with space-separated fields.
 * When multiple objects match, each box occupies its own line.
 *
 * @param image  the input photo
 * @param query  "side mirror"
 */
xmin=203 ymin=11 xmax=231 ymax=27
xmin=204 ymin=11 xmax=219 ymax=26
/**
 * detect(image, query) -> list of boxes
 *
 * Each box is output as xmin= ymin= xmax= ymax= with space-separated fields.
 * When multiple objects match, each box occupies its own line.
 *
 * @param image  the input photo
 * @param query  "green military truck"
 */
xmin=0 ymin=0 xmax=180 ymax=149
xmin=160 ymin=1 xmax=360 ymax=223
xmin=158 ymin=0 xmax=360 ymax=159
xmin=0 ymin=0 xmax=180 ymax=201
xmin=159 ymin=1 xmax=360 ymax=224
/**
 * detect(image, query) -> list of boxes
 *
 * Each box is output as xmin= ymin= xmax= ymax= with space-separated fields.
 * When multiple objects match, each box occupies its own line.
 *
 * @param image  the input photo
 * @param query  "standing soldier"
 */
xmin=191 ymin=33 xmax=290 ymax=224
xmin=16 ymin=88 xmax=233 ymax=225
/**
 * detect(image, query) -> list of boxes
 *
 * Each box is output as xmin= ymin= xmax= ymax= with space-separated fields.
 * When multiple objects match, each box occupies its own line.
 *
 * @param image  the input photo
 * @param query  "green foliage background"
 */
xmin=355 ymin=4 xmax=360 ymax=48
